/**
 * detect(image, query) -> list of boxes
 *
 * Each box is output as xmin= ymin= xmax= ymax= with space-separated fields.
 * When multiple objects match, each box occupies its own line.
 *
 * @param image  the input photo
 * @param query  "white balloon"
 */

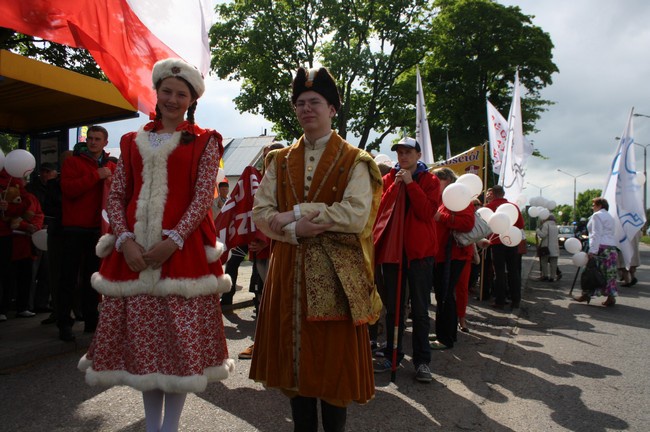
xmin=516 ymin=194 xmax=528 ymax=208
xmin=488 ymin=213 xmax=511 ymax=235
xmin=442 ymin=183 xmax=472 ymax=212
xmin=495 ymin=203 xmax=519 ymax=225
xmin=477 ymin=207 xmax=494 ymax=222
xmin=32 ymin=229 xmax=48 ymax=251
xmin=0 ymin=150 xmax=5 ymax=172
xmin=4 ymin=149 xmax=35 ymax=178
xmin=564 ymin=237 xmax=582 ymax=254
xmin=456 ymin=173 xmax=483 ymax=198
xmin=538 ymin=208 xmax=550 ymax=220
xmin=374 ymin=153 xmax=392 ymax=166
xmin=499 ymin=225 xmax=523 ymax=247
xmin=547 ymin=200 xmax=557 ymax=210
xmin=572 ymin=251 xmax=588 ymax=267
xmin=529 ymin=196 xmax=541 ymax=207
xmin=216 ymin=169 xmax=226 ymax=185
xmin=636 ymin=172 xmax=646 ymax=186
xmin=528 ymin=206 xmax=540 ymax=218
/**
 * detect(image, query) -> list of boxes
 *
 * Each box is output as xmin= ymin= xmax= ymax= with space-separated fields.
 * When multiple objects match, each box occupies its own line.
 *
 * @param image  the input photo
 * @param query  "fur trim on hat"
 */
xmin=152 ymin=58 xmax=205 ymax=98
xmin=79 ymin=355 xmax=236 ymax=393
xmin=292 ymin=67 xmax=341 ymax=111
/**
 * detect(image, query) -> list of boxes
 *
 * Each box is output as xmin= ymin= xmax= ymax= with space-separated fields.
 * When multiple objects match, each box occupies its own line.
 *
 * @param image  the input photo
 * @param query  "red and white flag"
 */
xmin=214 ymin=166 xmax=262 ymax=261
xmin=486 ymin=100 xmax=508 ymax=174
xmin=0 ymin=0 xmax=214 ymax=114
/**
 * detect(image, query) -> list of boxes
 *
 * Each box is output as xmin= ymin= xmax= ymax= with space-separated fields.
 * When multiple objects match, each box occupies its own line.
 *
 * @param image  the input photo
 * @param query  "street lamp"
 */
xmin=557 ymin=169 xmax=589 ymax=222
xmin=527 ymin=182 xmax=551 ymax=196
xmin=633 ymin=113 xmax=650 ymax=119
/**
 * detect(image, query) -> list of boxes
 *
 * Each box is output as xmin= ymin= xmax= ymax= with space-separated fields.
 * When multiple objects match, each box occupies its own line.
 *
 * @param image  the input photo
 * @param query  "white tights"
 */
xmin=142 ymin=390 xmax=187 ymax=432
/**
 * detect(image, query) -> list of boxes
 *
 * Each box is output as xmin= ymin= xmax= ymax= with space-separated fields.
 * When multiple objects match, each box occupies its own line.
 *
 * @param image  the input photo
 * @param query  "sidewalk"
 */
xmin=0 ymin=261 xmax=256 ymax=372
xmin=0 ymin=246 xmax=559 ymax=372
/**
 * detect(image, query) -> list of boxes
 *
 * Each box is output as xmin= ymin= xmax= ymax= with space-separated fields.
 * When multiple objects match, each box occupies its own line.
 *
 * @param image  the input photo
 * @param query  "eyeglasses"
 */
xmin=295 ymin=98 xmax=326 ymax=110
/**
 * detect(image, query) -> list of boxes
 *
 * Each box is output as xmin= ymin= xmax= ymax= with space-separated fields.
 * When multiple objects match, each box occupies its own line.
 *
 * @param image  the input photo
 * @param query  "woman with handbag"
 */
xmin=574 ymin=197 xmax=618 ymax=306
xmin=536 ymin=214 xmax=560 ymax=281
xmin=430 ymin=168 xmax=475 ymax=347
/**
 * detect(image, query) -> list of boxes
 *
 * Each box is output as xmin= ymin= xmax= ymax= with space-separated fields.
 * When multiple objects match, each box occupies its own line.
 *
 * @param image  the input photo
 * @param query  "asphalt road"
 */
xmin=1 ymin=247 xmax=648 ymax=431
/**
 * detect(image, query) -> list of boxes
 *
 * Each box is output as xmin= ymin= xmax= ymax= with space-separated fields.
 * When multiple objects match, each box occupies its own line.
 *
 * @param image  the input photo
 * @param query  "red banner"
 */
xmin=214 ymin=166 xmax=262 ymax=260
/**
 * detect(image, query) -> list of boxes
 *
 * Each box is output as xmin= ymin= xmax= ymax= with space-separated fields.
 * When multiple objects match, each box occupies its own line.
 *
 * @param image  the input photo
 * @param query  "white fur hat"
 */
xmin=152 ymin=58 xmax=205 ymax=98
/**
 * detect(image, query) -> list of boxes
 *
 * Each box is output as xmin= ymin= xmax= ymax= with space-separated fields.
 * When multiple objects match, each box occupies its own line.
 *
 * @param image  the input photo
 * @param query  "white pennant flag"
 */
xmin=416 ymin=67 xmax=434 ymax=165
xmin=499 ymin=70 xmax=531 ymax=202
xmin=603 ymin=108 xmax=646 ymax=267
xmin=445 ymin=130 xmax=452 ymax=160
xmin=486 ymin=100 xmax=508 ymax=174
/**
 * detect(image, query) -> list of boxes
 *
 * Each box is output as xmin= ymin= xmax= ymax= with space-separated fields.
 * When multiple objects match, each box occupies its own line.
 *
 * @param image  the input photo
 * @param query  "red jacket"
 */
xmin=486 ymin=197 xmax=524 ymax=245
xmin=61 ymin=151 xmax=115 ymax=229
xmin=11 ymin=192 xmax=44 ymax=261
xmin=377 ymin=162 xmax=440 ymax=262
xmin=434 ymin=202 xmax=475 ymax=262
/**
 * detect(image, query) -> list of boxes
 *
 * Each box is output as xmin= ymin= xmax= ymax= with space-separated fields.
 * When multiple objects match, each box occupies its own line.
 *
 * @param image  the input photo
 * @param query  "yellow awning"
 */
xmin=0 ymin=49 xmax=137 ymax=134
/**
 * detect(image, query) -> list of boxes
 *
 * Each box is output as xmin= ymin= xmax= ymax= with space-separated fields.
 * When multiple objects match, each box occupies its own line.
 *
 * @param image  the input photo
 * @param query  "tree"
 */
xmin=209 ymin=0 xmax=433 ymax=149
xmin=391 ymin=0 xmax=558 ymax=157
xmin=553 ymin=204 xmax=573 ymax=226
xmin=0 ymin=28 xmax=103 ymax=79
xmin=576 ymin=188 xmax=602 ymax=221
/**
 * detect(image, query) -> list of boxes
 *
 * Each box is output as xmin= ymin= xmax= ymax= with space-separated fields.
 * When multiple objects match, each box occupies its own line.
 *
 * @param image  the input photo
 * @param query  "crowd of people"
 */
xmin=0 ymin=60 xmax=639 ymax=432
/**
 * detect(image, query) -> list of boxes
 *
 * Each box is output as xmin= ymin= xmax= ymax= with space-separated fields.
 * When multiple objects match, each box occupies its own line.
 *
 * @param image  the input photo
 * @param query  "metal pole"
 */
xmin=644 ymin=146 xmax=647 ymax=214
xmin=573 ymin=178 xmax=577 ymax=222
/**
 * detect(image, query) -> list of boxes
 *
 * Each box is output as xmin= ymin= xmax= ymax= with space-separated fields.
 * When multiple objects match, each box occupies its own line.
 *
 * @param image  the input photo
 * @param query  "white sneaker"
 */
xmin=16 ymin=310 xmax=36 ymax=318
xmin=0 ymin=314 xmax=7 ymax=322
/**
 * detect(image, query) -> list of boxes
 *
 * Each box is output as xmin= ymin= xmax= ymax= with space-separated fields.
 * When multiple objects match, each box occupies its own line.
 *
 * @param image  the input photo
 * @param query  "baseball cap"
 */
xmin=391 ymin=137 xmax=421 ymax=152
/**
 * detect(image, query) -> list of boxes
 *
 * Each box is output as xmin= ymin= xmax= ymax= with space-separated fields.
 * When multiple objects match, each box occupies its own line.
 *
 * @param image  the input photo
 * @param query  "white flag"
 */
xmin=486 ymin=100 xmax=508 ymax=174
xmin=416 ymin=67 xmax=434 ymax=165
xmin=499 ymin=71 xmax=531 ymax=202
xmin=603 ymin=108 xmax=646 ymax=267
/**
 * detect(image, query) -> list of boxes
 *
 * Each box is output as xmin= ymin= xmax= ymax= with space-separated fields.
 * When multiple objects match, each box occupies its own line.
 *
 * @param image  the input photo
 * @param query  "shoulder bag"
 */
xmin=453 ymin=212 xmax=492 ymax=247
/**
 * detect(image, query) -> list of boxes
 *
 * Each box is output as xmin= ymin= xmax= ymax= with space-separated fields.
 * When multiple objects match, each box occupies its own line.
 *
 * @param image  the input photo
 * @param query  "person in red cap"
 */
xmin=78 ymin=58 xmax=233 ymax=432
xmin=250 ymin=66 xmax=382 ymax=431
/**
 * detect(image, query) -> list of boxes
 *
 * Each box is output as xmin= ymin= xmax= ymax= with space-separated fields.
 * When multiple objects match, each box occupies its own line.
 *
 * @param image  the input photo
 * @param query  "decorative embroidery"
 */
xmin=302 ymin=233 xmax=374 ymax=324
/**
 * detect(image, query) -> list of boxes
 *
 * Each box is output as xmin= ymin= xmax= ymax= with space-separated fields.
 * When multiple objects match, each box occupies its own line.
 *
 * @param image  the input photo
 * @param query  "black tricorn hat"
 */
xmin=291 ymin=67 xmax=341 ymax=111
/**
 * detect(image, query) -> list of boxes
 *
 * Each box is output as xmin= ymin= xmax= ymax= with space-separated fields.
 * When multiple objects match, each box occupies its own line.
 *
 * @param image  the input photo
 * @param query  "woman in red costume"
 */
xmin=78 ymin=58 xmax=234 ymax=432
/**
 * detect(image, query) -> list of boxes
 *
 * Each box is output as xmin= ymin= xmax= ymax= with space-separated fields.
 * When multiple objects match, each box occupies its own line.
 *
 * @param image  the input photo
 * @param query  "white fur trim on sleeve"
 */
xmin=96 ymin=234 xmax=116 ymax=258
xmin=205 ymin=240 xmax=227 ymax=263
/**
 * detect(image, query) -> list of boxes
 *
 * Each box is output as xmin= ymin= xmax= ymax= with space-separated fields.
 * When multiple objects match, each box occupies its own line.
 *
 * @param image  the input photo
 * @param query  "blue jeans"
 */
xmin=381 ymin=257 xmax=433 ymax=367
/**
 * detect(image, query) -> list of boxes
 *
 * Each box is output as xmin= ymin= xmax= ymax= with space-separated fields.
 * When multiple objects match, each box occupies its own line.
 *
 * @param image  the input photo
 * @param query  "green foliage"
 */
xmin=0 ymin=28 xmax=103 ymax=79
xmin=210 ymin=0 xmax=433 ymax=149
xmin=0 ymin=134 xmax=20 ymax=154
xmin=391 ymin=0 xmax=558 ymax=157
xmin=576 ymin=188 xmax=602 ymax=221
xmin=553 ymin=204 xmax=573 ymax=225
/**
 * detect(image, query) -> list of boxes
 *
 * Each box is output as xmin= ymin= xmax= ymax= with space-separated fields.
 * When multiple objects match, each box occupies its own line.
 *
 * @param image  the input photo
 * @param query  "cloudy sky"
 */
xmin=100 ymin=0 xmax=650 ymax=211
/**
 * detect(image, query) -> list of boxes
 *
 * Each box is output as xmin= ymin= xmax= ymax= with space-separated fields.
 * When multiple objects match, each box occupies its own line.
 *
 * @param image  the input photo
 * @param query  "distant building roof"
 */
xmin=222 ymin=136 xmax=277 ymax=178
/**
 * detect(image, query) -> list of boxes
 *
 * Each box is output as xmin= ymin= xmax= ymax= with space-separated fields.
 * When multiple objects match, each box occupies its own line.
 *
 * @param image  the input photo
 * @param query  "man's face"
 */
xmin=395 ymin=146 xmax=420 ymax=171
xmin=219 ymin=186 xmax=229 ymax=198
xmin=41 ymin=169 xmax=58 ymax=182
xmin=86 ymin=131 xmax=108 ymax=158
xmin=294 ymin=91 xmax=335 ymax=136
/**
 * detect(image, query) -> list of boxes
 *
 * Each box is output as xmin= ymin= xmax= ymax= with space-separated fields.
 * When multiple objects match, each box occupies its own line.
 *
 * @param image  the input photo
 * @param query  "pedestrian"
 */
xmin=78 ymin=58 xmax=234 ymax=432
xmin=250 ymin=66 xmax=382 ymax=431
xmin=373 ymin=137 xmax=440 ymax=382
xmin=536 ymin=214 xmax=560 ymax=281
xmin=430 ymin=167 xmax=474 ymax=348
xmin=57 ymin=126 xmax=116 ymax=341
xmin=574 ymin=197 xmax=618 ymax=306
xmin=481 ymin=185 xmax=525 ymax=309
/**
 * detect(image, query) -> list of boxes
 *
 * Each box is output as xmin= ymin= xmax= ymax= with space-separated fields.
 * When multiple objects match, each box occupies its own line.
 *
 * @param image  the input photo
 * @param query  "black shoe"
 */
xmin=41 ymin=315 xmax=57 ymax=325
xmin=59 ymin=328 xmax=76 ymax=342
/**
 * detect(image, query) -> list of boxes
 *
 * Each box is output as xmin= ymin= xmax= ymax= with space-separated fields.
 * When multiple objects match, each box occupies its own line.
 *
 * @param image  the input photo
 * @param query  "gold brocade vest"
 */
xmin=273 ymin=133 xmax=382 ymax=324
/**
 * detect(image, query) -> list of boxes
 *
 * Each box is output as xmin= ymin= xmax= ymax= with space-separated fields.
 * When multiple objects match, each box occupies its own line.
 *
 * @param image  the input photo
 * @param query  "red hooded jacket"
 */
xmin=61 ymin=151 xmax=115 ymax=229
xmin=375 ymin=161 xmax=440 ymax=262
xmin=485 ymin=197 xmax=524 ymax=245
xmin=434 ymin=202 xmax=475 ymax=262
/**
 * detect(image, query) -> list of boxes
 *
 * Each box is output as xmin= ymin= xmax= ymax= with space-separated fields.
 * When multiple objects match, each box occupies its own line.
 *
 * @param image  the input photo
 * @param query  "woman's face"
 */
xmin=156 ymin=77 xmax=195 ymax=123
xmin=592 ymin=202 xmax=601 ymax=213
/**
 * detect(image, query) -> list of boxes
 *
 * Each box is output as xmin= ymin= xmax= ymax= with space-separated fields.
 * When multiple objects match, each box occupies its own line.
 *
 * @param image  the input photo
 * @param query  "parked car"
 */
xmin=557 ymin=225 xmax=576 ymax=249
